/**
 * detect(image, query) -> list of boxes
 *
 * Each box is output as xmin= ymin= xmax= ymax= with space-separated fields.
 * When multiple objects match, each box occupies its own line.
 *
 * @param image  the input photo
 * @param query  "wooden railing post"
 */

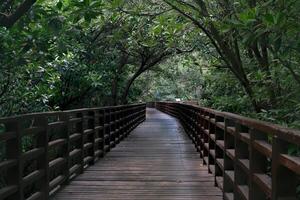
xmin=143 ymin=104 xmax=146 ymax=121
xmin=272 ymin=136 xmax=297 ymax=200
xmin=125 ymin=107 xmax=129 ymax=137
xmin=249 ymin=128 xmax=268 ymax=200
xmin=221 ymin=116 xmax=234 ymax=199
xmin=87 ymin=110 xmax=96 ymax=165
xmin=104 ymin=108 xmax=111 ymax=153
xmin=195 ymin=109 xmax=200 ymax=149
xmin=57 ymin=113 xmax=70 ymax=185
xmin=78 ymin=112 xmax=85 ymax=174
xmin=110 ymin=108 xmax=116 ymax=148
xmin=120 ymin=108 xmax=125 ymax=140
xmin=213 ymin=113 xmax=224 ymax=190
xmin=207 ymin=113 xmax=215 ymax=175
xmin=93 ymin=109 xmax=103 ymax=159
xmin=122 ymin=107 xmax=127 ymax=137
xmin=34 ymin=115 xmax=50 ymax=199
xmin=125 ymin=107 xmax=130 ymax=137
xmin=192 ymin=108 xmax=198 ymax=150
xmin=234 ymin=123 xmax=249 ymax=200
xmin=98 ymin=109 xmax=105 ymax=157
xmin=116 ymin=108 xmax=121 ymax=144
xmin=5 ymin=119 xmax=24 ymax=200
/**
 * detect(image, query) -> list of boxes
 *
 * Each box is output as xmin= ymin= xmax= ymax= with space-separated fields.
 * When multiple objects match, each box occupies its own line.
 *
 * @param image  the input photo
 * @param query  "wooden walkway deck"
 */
xmin=52 ymin=108 xmax=222 ymax=200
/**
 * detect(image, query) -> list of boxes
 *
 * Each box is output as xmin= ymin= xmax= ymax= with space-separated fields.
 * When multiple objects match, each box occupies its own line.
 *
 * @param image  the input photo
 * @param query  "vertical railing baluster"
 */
xmin=115 ymin=108 xmax=119 ymax=144
xmin=123 ymin=107 xmax=127 ymax=137
xmin=195 ymin=109 xmax=200 ymax=153
xmin=99 ymin=109 xmax=105 ymax=157
xmin=106 ymin=108 xmax=111 ymax=152
xmin=249 ymin=128 xmax=264 ymax=200
xmin=103 ymin=108 xmax=109 ymax=154
xmin=78 ymin=112 xmax=84 ymax=173
xmin=119 ymin=108 xmax=123 ymax=140
xmin=58 ymin=113 xmax=70 ymax=185
xmin=272 ymin=136 xmax=297 ymax=200
xmin=5 ymin=118 xmax=24 ymax=200
xmin=34 ymin=115 xmax=49 ymax=199
xmin=143 ymin=104 xmax=146 ymax=121
xmin=6 ymin=119 xmax=24 ymax=200
xmin=228 ymin=119 xmax=236 ymax=199
xmin=89 ymin=110 xmax=96 ymax=165
xmin=126 ymin=107 xmax=130 ymax=136
xmin=217 ymin=115 xmax=227 ymax=198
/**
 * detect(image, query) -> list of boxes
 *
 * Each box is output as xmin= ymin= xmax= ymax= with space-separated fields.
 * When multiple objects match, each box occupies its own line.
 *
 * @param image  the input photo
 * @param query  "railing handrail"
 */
xmin=159 ymin=101 xmax=300 ymax=143
xmin=0 ymin=103 xmax=146 ymax=120
xmin=0 ymin=103 xmax=146 ymax=200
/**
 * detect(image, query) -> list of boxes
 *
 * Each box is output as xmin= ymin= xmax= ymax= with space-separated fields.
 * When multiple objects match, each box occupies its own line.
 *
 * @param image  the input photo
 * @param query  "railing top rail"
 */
xmin=64 ymin=103 xmax=145 ymax=113
xmin=0 ymin=103 xmax=146 ymax=121
xmin=158 ymin=101 xmax=300 ymax=143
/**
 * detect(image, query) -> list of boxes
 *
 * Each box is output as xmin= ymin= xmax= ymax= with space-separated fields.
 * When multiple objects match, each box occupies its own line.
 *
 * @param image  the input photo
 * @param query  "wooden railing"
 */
xmin=156 ymin=102 xmax=300 ymax=200
xmin=0 ymin=104 xmax=146 ymax=200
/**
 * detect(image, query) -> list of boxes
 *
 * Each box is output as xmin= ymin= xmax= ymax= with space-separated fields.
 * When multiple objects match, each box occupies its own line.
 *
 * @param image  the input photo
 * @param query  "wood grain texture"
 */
xmin=51 ymin=108 xmax=222 ymax=200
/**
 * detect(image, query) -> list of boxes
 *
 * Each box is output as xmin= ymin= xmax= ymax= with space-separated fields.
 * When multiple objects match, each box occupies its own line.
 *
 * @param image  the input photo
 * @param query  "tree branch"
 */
xmin=173 ymin=0 xmax=200 ymax=13
xmin=0 ymin=75 xmax=10 ymax=98
xmin=0 ymin=0 xmax=36 ymax=28
xmin=163 ymin=0 xmax=229 ymax=67
xmin=119 ymin=7 xmax=172 ymax=17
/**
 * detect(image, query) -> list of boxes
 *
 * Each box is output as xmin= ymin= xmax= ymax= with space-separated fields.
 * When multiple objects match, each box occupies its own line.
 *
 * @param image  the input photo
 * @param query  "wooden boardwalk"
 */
xmin=52 ymin=108 xmax=222 ymax=200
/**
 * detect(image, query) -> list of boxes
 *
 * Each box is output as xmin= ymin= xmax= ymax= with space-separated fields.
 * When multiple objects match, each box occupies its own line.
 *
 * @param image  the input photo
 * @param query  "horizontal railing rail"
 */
xmin=156 ymin=102 xmax=300 ymax=200
xmin=0 ymin=104 xmax=146 ymax=200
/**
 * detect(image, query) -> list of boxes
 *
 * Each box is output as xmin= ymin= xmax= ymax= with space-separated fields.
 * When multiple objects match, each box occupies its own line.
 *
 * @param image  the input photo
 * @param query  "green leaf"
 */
xmin=274 ymin=12 xmax=285 ymax=25
xmin=264 ymin=13 xmax=274 ymax=24
xmin=84 ymin=0 xmax=90 ymax=6
xmin=274 ymin=35 xmax=282 ymax=51
xmin=111 ymin=0 xmax=124 ymax=8
xmin=56 ymin=1 xmax=63 ymax=10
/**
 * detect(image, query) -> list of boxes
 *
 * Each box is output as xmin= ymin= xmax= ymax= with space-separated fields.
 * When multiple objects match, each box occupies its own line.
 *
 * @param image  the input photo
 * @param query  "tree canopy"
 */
xmin=0 ymin=0 xmax=299 ymax=128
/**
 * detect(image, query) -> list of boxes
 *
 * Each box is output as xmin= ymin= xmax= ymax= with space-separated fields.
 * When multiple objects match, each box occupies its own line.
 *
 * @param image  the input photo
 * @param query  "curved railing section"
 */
xmin=156 ymin=102 xmax=300 ymax=200
xmin=0 ymin=104 xmax=146 ymax=200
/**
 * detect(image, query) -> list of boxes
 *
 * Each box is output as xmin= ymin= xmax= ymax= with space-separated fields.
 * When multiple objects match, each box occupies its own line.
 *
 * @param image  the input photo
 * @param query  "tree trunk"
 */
xmin=111 ymin=78 xmax=118 ymax=106
xmin=250 ymin=39 xmax=277 ymax=107
xmin=0 ymin=0 xmax=36 ymax=28
xmin=121 ymin=72 xmax=142 ymax=104
xmin=110 ymin=54 xmax=129 ymax=105
xmin=165 ymin=0 xmax=262 ymax=112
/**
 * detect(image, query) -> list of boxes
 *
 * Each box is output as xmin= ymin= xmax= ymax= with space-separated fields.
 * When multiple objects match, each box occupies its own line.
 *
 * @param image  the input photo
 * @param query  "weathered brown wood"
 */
xmin=5 ymin=119 xmax=23 ymax=200
xmin=34 ymin=115 xmax=49 ymax=200
xmin=51 ymin=109 xmax=222 ymax=200
xmin=0 ymin=104 xmax=145 ymax=200
xmin=2 ymin=101 xmax=298 ymax=200
xmin=156 ymin=102 xmax=300 ymax=200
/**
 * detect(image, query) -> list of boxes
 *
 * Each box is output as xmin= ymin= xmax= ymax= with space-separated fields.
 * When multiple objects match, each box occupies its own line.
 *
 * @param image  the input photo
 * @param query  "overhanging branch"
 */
xmin=0 ymin=0 xmax=36 ymax=28
xmin=163 ymin=0 xmax=229 ymax=67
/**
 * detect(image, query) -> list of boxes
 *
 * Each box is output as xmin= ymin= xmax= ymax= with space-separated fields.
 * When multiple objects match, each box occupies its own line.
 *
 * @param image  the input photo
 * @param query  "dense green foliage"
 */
xmin=0 ymin=0 xmax=299 ymax=128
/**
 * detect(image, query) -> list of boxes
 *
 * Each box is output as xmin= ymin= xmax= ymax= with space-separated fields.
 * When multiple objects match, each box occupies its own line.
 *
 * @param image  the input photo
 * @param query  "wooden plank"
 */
xmin=51 ymin=109 xmax=222 ymax=200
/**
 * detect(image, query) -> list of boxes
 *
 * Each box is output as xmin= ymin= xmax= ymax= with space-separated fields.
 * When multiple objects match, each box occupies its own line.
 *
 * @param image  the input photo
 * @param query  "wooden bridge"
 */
xmin=52 ymin=108 xmax=222 ymax=200
xmin=0 ymin=102 xmax=300 ymax=200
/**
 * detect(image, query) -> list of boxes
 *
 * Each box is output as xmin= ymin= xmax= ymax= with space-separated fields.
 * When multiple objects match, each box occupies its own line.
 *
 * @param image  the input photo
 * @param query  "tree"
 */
xmin=0 ymin=0 xmax=299 ymax=130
